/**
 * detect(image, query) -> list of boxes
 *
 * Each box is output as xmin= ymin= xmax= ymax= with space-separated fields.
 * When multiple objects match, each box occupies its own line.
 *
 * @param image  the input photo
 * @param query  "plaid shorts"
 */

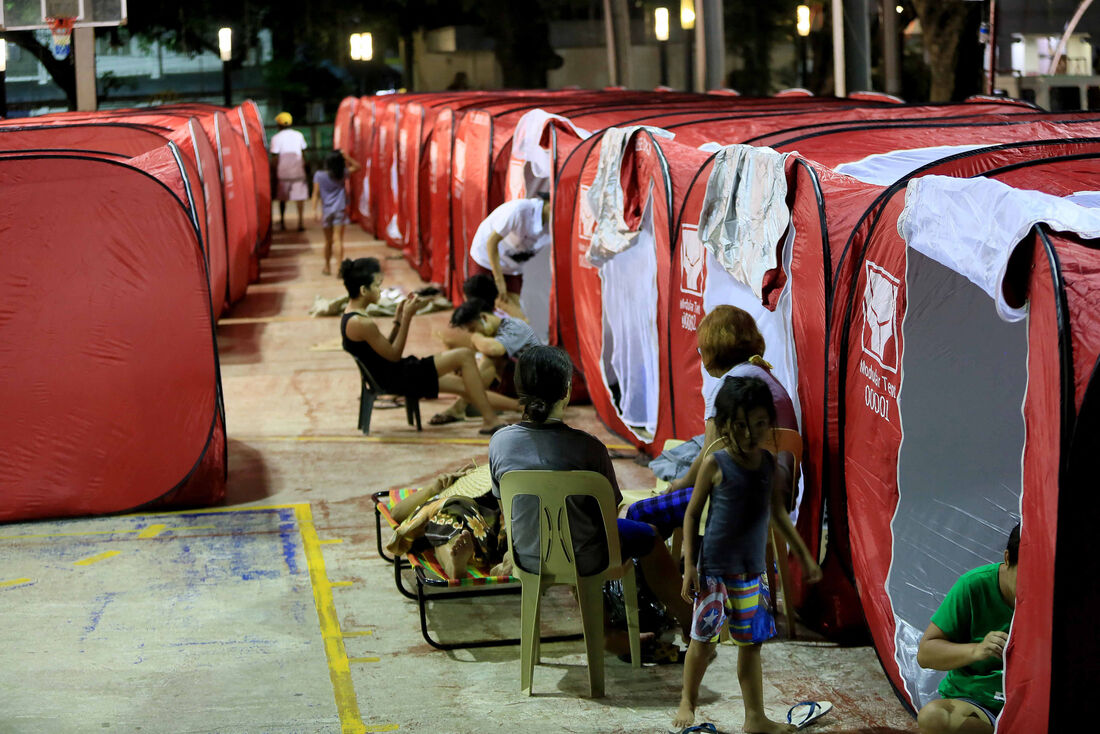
xmin=624 ymin=486 xmax=693 ymax=539
xmin=690 ymin=572 xmax=776 ymax=645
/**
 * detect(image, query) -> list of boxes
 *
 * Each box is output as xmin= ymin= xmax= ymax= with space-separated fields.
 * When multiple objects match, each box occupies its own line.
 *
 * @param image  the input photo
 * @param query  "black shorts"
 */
xmin=386 ymin=355 xmax=440 ymax=400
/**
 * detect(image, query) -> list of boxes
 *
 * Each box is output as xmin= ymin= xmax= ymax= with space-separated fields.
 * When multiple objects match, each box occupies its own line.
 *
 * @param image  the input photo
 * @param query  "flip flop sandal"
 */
xmin=429 ymin=412 xmax=463 ymax=425
xmin=669 ymin=724 xmax=717 ymax=734
xmin=786 ymin=700 xmax=834 ymax=730
xmin=477 ymin=424 xmax=508 ymax=436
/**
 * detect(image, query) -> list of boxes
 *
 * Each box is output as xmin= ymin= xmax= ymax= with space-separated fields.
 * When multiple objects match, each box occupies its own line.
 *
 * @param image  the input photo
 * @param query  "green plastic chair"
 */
xmin=499 ymin=470 xmax=641 ymax=697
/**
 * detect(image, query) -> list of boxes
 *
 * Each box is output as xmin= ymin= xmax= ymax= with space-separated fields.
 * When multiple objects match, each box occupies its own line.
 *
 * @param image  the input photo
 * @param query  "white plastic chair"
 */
xmin=499 ymin=470 xmax=641 ymax=697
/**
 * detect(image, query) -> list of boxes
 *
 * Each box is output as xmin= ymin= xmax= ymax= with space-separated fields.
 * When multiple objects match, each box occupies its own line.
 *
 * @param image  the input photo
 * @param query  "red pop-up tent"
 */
xmin=0 ymin=144 xmax=226 ymax=522
xmin=0 ymin=119 xmax=230 ymax=318
xmin=549 ymin=99 xmax=1037 ymax=452
xmin=234 ymin=101 xmax=272 ymax=258
xmin=829 ymin=140 xmax=1100 ymax=734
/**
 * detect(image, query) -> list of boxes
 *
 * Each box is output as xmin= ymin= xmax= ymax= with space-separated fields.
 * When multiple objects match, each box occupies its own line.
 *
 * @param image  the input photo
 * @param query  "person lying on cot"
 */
xmin=429 ymin=274 xmax=529 ymax=426
xmin=916 ymin=523 xmax=1019 ymax=734
xmin=339 ymin=257 xmax=517 ymax=435
xmin=626 ymin=306 xmax=801 ymax=540
xmin=468 ymin=192 xmax=552 ymax=310
xmin=385 ymin=463 xmax=507 ymax=580
xmin=489 ymin=346 xmax=694 ymax=652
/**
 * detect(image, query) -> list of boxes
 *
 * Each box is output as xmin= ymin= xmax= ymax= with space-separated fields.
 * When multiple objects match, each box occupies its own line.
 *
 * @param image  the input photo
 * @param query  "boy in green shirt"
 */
xmin=916 ymin=523 xmax=1019 ymax=734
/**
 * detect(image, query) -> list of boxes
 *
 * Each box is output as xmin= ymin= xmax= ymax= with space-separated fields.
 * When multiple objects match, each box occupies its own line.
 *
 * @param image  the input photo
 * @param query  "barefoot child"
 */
xmin=312 ymin=151 xmax=360 ymax=275
xmin=673 ymin=377 xmax=823 ymax=734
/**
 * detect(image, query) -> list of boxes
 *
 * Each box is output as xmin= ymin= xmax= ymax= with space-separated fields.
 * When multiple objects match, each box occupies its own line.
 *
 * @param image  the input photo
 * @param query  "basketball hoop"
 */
xmin=46 ymin=16 xmax=76 ymax=60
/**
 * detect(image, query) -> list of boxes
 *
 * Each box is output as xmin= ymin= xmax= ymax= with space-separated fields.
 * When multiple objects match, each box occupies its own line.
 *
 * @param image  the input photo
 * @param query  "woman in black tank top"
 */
xmin=339 ymin=257 xmax=517 ymax=434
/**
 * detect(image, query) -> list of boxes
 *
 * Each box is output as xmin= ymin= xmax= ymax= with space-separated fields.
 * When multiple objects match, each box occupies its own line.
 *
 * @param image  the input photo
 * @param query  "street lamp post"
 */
xmin=350 ymin=33 xmax=373 ymax=95
xmin=0 ymin=40 xmax=7 ymax=118
xmin=655 ymin=7 xmax=669 ymax=86
xmin=796 ymin=5 xmax=810 ymax=88
xmin=218 ymin=27 xmax=232 ymax=107
xmin=681 ymin=0 xmax=695 ymax=91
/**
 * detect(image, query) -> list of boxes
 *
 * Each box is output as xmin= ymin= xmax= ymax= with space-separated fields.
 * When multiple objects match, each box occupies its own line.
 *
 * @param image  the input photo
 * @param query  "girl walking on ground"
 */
xmin=673 ymin=377 xmax=822 ymax=734
xmin=313 ymin=151 xmax=361 ymax=275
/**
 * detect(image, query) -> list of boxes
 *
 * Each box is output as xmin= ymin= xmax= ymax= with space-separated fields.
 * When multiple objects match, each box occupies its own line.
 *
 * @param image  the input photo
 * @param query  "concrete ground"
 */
xmin=0 ymin=215 xmax=920 ymax=734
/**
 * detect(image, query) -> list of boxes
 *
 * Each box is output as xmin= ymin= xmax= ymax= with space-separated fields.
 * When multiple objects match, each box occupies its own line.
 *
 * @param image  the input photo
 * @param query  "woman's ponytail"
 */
xmin=514 ymin=346 xmax=573 ymax=424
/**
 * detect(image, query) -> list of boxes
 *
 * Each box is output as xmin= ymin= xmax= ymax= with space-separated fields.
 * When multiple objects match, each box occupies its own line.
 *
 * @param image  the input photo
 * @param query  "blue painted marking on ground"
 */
xmin=279 ymin=521 xmax=300 ymax=575
xmin=81 ymin=592 xmax=118 ymax=641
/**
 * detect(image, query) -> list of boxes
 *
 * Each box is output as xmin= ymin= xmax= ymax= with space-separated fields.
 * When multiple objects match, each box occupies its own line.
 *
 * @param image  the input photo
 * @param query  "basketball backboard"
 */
xmin=0 ymin=0 xmax=127 ymax=30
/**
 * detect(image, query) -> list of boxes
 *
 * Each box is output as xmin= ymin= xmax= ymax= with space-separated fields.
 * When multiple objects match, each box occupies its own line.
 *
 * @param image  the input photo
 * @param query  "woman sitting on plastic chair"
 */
xmin=340 ymin=257 xmax=518 ymax=434
xmin=488 ymin=346 xmax=693 ymax=652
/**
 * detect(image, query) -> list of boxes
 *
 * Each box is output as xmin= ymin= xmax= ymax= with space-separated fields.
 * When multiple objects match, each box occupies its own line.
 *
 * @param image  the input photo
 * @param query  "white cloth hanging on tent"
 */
xmin=835 ymin=144 xmax=985 ymax=185
xmin=585 ymin=126 xmax=674 ymax=265
xmin=899 ymin=175 xmax=1100 ymax=323
xmin=512 ymin=109 xmax=592 ymax=180
xmin=599 ymin=198 xmax=660 ymax=437
xmin=698 ymin=145 xmax=791 ymax=300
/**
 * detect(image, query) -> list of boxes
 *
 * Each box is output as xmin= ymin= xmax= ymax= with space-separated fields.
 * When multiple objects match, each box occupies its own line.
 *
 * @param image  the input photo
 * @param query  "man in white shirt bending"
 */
xmin=468 ymin=193 xmax=552 ymax=306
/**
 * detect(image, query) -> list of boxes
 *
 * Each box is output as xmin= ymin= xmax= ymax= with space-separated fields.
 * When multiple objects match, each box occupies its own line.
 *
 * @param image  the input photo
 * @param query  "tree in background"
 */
xmin=725 ymin=0 xmax=801 ymax=95
xmin=910 ymin=0 xmax=981 ymax=101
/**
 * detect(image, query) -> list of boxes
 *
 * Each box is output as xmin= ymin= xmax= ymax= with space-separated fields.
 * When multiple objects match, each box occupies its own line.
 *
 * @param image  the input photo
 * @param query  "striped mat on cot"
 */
xmin=374 ymin=488 xmax=515 ymax=588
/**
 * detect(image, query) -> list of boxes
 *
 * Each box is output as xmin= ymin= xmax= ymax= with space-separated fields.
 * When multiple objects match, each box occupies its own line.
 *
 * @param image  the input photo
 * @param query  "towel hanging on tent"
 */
xmin=698 ymin=145 xmax=791 ymax=301
xmin=585 ymin=125 xmax=674 ymax=266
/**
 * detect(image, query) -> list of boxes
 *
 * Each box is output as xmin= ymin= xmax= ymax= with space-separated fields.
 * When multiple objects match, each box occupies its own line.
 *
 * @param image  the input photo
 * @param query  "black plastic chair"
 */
xmin=353 ymin=356 xmax=422 ymax=434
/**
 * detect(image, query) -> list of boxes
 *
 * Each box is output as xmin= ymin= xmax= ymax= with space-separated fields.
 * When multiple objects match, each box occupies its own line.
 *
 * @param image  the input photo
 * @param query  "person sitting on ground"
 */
xmin=339 ymin=257 xmax=518 ymax=434
xmin=915 ymin=523 xmax=1019 ymax=734
xmin=626 ymin=305 xmax=800 ymax=540
xmin=674 ymin=377 xmax=822 ymax=734
xmin=451 ymin=297 xmax=540 ymax=366
xmin=469 ymin=192 xmax=552 ymax=311
xmin=489 ymin=346 xmax=693 ymax=653
xmin=312 ymin=150 xmax=361 ymax=276
xmin=429 ymin=275 xmax=532 ymax=425
xmin=269 ymin=112 xmax=309 ymax=232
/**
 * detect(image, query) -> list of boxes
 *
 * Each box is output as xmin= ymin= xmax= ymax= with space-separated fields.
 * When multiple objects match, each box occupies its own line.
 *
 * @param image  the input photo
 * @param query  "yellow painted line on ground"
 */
xmin=137 ymin=524 xmax=167 ymax=539
xmin=330 ymin=581 xmax=354 ymax=587
xmin=319 ymin=538 xmax=343 ymax=545
xmin=342 ymin=630 xmax=374 ymax=637
xmin=347 ymin=657 xmax=381 ymax=664
xmin=73 ymin=550 xmax=121 ymax=566
xmin=0 ymin=529 xmax=137 ymax=540
xmin=0 ymin=524 xmax=216 ymax=541
xmin=364 ymin=725 xmax=399 ymax=732
xmin=218 ymin=315 xmax=313 ymax=325
xmin=230 ymin=434 xmax=635 ymax=451
xmin=1 ymin=577 xmax=33 ymax=588
xmin=295 ymin=503 xmax=367 ymax=734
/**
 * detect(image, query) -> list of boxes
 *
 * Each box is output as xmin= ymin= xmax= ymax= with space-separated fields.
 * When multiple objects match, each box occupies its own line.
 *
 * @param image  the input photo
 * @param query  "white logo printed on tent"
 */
xmin=508 ymin=157 xmax=525 ymax=200
xmin=861 ymin=260 xmax=900 ymax=373
xmin=680 ymin=224 xmax=705 ymax=296
xmin=577 ymin=184 xmax=596 ymax=270
xmin=578 ymin=184 xmax=596 ymax=242
xmin=453 ymin=139 xmax=466 ymax=183
xmin=429 ymin=140 xmax=438 ymax=194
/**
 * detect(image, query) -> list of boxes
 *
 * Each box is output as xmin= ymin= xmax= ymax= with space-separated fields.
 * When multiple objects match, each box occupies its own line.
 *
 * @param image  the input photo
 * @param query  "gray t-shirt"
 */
xmin=494 ymin=316 xmax=540 ymax=359
xmin=489 ymin=422 xmax=621 ymax=575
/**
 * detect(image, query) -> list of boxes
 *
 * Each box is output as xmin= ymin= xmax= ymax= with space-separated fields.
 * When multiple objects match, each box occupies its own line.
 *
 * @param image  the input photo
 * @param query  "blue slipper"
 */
xmin=671 ymin=724 xmax=718 ymax=734
xmin=787 ymin=700 xmax=833 ymax=729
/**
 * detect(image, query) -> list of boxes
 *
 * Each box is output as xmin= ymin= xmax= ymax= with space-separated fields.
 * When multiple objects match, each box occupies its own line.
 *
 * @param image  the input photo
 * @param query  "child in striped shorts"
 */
xmin=672 ymin=377 xmax=821 ymax=734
